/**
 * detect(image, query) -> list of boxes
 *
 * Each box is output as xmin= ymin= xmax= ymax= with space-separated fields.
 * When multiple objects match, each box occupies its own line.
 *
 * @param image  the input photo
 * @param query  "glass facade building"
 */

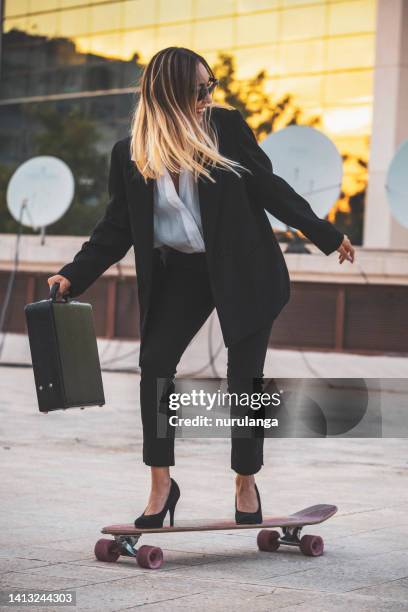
xmin=0 ymin=0 xmax=377 ymax=235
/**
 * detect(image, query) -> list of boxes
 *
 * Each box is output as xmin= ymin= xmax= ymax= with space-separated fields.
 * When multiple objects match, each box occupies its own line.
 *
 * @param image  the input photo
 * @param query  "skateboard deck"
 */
xmin=95 ymin=504 xmax=337 ymax=569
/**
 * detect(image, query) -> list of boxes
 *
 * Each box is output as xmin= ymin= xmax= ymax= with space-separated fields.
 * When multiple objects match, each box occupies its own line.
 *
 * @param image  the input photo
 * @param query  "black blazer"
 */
xmin=58 ymin=107 xmax=344 ymax=347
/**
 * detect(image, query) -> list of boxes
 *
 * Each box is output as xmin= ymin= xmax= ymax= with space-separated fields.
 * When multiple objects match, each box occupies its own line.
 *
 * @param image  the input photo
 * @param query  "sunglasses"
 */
xmin=195 ymin=77 xmax=219 ymax=102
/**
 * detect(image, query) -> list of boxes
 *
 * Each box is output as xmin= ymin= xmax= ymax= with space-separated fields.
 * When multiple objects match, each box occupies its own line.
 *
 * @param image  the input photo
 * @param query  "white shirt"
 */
xmin=153 ymin=166 xmax=205 ymax=253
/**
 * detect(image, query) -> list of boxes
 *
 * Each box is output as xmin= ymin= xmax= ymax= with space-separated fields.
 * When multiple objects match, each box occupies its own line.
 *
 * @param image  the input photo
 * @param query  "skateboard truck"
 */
xmin=280 ymin=526 xmax=302 ymax=546
xmin=114 ymin=535 xmax=141 ymax=557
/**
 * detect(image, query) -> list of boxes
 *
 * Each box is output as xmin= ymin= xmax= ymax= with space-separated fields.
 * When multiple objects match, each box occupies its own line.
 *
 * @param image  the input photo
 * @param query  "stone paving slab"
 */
xmin=350 ymin=577 xmax=408 ymax=603
xmin=260 ymin=549 xmax=408 ymax=592
xmin=0 ymin=558 xmax=55 ymax=574
xmin=276 ymin=592 xmax=408 ymax=612
xmin=1 ymin=571 xmax=91 ymax=590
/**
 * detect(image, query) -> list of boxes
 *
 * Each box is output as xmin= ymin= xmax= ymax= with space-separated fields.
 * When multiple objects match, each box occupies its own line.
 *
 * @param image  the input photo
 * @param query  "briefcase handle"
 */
xmin=49 ymin=282 xmax=70 ymax=303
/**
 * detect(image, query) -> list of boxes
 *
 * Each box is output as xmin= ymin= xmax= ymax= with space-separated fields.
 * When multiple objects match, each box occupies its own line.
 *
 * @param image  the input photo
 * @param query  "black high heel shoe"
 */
xmin=134 ymin=478 xmax=180 ymax=528
xmin=235 ymin=483 xmax=263 ymax=525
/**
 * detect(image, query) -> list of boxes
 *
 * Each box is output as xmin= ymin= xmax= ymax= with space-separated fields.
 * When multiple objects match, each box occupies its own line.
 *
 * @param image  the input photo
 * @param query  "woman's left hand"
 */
xmin=336 ymin=234 xmax=355 ymax=264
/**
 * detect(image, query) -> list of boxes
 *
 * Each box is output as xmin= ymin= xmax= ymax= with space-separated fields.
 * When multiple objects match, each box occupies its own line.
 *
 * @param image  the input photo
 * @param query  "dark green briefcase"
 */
xmin=24 ymin=282 xmax=105 ymax=412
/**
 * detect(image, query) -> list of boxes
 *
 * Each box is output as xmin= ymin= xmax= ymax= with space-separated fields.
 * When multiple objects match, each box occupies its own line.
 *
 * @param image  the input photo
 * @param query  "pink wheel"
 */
xmin=300 ymin=534 xmax=324 ymax=557
xmin=257 ymin=529 xmax=280 ymax=552
xmin=136 ymin=545 xmax=164 ymax=569
xmin=94 ymin=538 xmax=121 ymax=562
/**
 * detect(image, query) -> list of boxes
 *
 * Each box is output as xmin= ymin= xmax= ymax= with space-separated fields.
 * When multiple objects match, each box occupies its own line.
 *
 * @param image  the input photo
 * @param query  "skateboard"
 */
xmin=95 ymin=504 xmax=337 ymax=569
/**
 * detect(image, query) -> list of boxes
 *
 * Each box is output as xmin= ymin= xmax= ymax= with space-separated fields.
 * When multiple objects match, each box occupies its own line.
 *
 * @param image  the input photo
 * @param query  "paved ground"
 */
xmin=1 ymin=337 xmax=408 ymax=611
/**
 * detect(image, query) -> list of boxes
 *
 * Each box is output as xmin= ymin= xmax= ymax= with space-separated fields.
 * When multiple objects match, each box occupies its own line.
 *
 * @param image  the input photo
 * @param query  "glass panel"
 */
xmin=122 ymin=28 xmax=157 ymax=63
xmin=279 ymin=39 xmax=325 ymax=74
xmin=120 ymin=56 xmax=143 ymax=90
xmin=158 ymin=0 xmax=193 ymax=23
xmin=27 ymin=63 xmax=46 ymax=97
xmin=56 ymin=7 xmax=90 ymax=37
xmin=4 ymin=0 xmax=30 ymax=17
xmin=26 ymin=10 xmax=58 ymax=37
xmin=281 ymin=5 xmax=326 ymax=41
xmin=265 ymin=75 xmax=323 ymax=107
xmin=89 ymin=32 xmax=124 ymax=60
xmin=236 ymin=12 xmax=278 ymax=46
xmin=202 ymin=50 xmax=218 ymax=70
xmin=0 ymin=32 xmax=29 ymax=80
xmin=323 ymin=70 xmax=374 ymax=106
xmin=122 ymin=0 xmax=157 ymax=28
xmin=149 ymin=37 xmax=175 ymax=59
xmin=342 ymin=173 xmax=366 ymax=199
xmin=0 ymin=57 xmax=30 ymax=100
xmin=30 ymin=0 xmax=59 ymax=11
xmin=90 ymin=2 xmax=122 ymax=33
xmin=237 ymin=1 xmax=279 ymax=10
xmin=322 ymin=105 xmax=372 ymax=136
xmin=75 ymin=36 xmax=92 ymax=55
xmin=327 ymin=34 xmax=375 ymax=70
xmin=194 ymin=17 xmax=234 ymax=50
xmin=298 ymin=105 xmax=324 ymax=121
xmin=82 ymin=56 xmax=123 ymax=90
xmin=195 ymin=0 xmax=235 ymax=19
xmin=234 ymin=46 xmax=279 ymax=79
xmin=334 ymin=135 xmax=370 ymax=159
xmin=3 ymin=17 xmax=29 ymax=34
xmin=156 ymin=23 xmax=193 ymax=49
xmin=328 ymin=0 xmax=376 ymax=35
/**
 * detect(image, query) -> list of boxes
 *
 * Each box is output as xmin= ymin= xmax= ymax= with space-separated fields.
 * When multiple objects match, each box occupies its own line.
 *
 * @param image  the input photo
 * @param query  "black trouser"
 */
xmin=138 ymin=245 xmax=273 ymax=475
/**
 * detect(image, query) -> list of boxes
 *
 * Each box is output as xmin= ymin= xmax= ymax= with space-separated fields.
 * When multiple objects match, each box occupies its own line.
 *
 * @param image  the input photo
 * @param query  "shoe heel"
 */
xmin=169 ymin=503 xmax=176 ymax=526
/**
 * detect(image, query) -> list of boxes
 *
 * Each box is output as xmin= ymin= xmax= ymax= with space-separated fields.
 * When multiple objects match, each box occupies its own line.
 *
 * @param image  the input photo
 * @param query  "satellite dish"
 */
xmin=385 ymin=138 xmax=408 ymax=229
xmin=260 ymin=125 xmax=343 ymax=233
xmin=7 ymin=156 xmax=74 ymax=230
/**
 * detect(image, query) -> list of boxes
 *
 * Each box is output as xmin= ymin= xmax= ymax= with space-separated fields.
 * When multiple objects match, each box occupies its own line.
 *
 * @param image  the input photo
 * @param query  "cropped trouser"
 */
xmin=138 ymin=245 xmax=273 ymax=475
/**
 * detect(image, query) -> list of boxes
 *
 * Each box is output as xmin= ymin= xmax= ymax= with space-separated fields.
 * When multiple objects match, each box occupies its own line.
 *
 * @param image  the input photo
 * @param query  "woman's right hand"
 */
xmin=336 ymin=234 xmax=355 ymax=264
xmin=47 ymin=274 xmax=71 ymax=298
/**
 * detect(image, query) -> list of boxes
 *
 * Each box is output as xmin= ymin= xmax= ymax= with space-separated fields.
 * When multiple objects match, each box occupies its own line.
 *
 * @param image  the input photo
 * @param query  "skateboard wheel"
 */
xmin=94 ymin=538 xmax=121 ymax=562
xmin=136 ymin=545 xmax=163 ymax=569
xmin=300 ymin=534 xmax=324 ymax=557
xmin=257 ymin=529 xmax=280 ymax=552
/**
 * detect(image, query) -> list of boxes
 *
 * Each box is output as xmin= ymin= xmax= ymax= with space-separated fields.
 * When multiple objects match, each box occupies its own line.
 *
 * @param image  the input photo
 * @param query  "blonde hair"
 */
xmin=129 ymin=47 xmax=249 ymax=184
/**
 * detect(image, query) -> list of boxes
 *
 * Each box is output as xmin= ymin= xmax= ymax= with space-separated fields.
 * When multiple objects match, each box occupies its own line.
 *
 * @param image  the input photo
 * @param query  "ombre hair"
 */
xmin=129 ymin=47 xmax=250 ymax=184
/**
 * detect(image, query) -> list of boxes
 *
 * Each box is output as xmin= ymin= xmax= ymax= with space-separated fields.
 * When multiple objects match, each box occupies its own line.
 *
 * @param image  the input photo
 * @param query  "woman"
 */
xmin=48 ymin=47 xmax=354 ymax=528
